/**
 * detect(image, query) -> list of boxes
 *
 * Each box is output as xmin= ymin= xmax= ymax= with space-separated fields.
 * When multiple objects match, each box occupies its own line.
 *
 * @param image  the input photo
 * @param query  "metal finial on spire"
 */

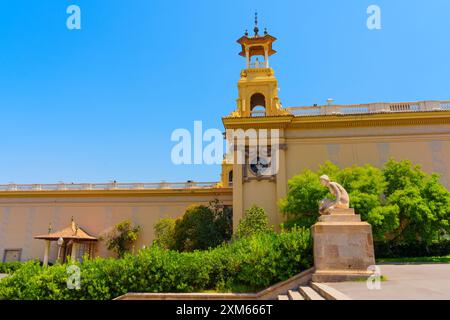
xmin=264 ymin=28 xmax=268 ymax=35
xmin=253 ymin=11 xmax=259 ymax=36
xmin=244 ymin=29 xmax=248 ymax=36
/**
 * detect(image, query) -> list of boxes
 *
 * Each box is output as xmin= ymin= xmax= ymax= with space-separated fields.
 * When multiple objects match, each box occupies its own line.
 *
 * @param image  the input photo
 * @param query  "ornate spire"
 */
xmin=253 ymin=11 xmax=259 ymax=37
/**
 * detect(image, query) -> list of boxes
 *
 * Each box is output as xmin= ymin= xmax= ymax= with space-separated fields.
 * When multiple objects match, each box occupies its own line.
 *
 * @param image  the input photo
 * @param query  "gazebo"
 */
xmin=34 ymin=218 xmax=98 ymax=266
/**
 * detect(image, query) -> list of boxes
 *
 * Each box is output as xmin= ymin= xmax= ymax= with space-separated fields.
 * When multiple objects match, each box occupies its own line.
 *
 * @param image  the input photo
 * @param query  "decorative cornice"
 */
xmin=289 ymin=111 xmax=450 ymax=129
xmin=222 ymin=115 xmax=294 ymax=129
xmin=243 ymin=175 xmax=276 ymax=183
xmin=222 ymin=111 xmax=450 ymax=130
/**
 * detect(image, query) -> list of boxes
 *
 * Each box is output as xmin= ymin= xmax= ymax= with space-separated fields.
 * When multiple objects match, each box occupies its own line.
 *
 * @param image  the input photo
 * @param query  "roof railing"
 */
xmin=286 ymin=100 xmax=450 ymax=116
xmin=0 ymin=181 xmax=220 ymax=192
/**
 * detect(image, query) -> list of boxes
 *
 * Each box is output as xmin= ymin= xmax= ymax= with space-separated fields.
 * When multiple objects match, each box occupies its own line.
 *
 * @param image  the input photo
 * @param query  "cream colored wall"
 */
xmin=0 ymin=193 xmax=232 ymax=262
xmin=284 ymin=124 xmax=450 ymax=187
xmin=242 ymin=180 xmax=278 ymax=227
xmin=232 ymin=122 xmax=450 ymax=231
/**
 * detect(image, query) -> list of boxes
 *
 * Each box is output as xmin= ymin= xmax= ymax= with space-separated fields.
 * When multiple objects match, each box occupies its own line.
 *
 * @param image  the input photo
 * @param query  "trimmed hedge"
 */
xmin=0 ymin=227 xmax=312 ymax=300
xmin=375 ymin=239 xmax=450 ymax=259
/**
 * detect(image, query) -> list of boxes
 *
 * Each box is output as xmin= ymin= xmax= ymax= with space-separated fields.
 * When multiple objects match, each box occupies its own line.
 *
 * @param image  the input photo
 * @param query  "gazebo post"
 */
xmin=57 ymin=237 xmax=64 ymax=263
xmin=43 ymin=240 xmax=50 ymax=267
xmin=71 ymin=242 xmax=79 ymax=263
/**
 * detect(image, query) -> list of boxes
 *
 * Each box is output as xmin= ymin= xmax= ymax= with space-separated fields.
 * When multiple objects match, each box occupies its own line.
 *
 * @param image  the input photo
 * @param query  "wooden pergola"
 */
xmin=34 ymin=218 xmax=98 ymax=266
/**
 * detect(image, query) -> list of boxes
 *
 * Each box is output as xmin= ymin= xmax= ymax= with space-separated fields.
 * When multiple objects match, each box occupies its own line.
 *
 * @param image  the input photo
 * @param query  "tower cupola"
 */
xmin=236 ymin=12 xmax=277 ymax=69
xmin=229 ymin=13 xmax=287 ymax=118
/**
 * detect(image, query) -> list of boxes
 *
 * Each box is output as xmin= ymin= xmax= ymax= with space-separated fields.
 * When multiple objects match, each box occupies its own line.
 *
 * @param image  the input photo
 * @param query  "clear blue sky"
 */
xmin=0 ymin=0 xmax=449 ymax=184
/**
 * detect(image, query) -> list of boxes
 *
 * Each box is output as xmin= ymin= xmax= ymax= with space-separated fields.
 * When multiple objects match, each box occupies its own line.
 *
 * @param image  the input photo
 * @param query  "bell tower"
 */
xmin=222 ymin=14 xmax=291 ymax=233
xmin=232 ymin=13 xmax=287 ymax=118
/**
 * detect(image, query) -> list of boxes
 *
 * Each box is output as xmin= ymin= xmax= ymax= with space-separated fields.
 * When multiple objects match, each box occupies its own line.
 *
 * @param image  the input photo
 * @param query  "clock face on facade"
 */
xmin=249 ymin=156 xmax=271 ymax=176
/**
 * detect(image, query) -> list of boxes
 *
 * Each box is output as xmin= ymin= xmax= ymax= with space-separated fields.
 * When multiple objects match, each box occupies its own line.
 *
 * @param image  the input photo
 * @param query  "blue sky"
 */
xmin=0 ymin=0 xmax=449 ymax=184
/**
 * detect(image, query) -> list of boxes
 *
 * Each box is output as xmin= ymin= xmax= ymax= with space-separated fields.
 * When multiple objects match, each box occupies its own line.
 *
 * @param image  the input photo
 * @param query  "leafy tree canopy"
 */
xmin=280 ymin=159 xmax=450 ymax=245
xmin=105 ymin=220 xmax=141 ymax=258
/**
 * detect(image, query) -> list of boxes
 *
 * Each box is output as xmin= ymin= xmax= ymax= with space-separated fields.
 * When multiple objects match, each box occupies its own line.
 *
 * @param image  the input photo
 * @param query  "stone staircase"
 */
xmin=277 ymin=282 xmax=350 ymax=300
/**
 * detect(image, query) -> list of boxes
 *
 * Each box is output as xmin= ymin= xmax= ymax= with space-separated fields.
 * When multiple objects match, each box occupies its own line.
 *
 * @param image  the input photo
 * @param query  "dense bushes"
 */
xmin=0 ymin=262 xmax=23 ymax=274
xmin=280 ymin=159 xmax=450 ymax=248
xmin=154 ymin=200 xmax=232 ymax=252
xmin=153 ymin=218 xmax=176 ymax=250
xmin=105 ymin=220 xmax=141 ymax=258
xmin=0 ymin=227 xmax=312 ymax=300
xmin=375 ymin=239 xmax=450 ymax=259
xmin=236 ymin=205 xmax=271 ymax=238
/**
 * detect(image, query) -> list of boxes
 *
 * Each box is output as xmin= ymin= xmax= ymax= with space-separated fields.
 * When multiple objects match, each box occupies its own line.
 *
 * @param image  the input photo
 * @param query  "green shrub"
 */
xmin=172 ymin=201 xmax=232 ymax=252
xmin=153 ymin=218 xmax=176 ymax=249
xmin=236 ymin=205 xmax=271 ymax=238
xmin=105 ymin=220 xmax=141 ymax=258
xmin=0 ymin=228 xmax=312 ymax=300
xmin=0 ymin=262 xmax=24 ymax=274
xmin=375 ymin=239 xmax=450 ymax=258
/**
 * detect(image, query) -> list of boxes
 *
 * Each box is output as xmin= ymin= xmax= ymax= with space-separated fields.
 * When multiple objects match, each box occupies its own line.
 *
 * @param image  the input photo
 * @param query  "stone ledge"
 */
xmin=319 ymin=214 xmax=361 ymax=222
xmin=312 ymin=270 xmax=375 ymax=283
xmin=114 ymin=268 xmax=315 ymax=300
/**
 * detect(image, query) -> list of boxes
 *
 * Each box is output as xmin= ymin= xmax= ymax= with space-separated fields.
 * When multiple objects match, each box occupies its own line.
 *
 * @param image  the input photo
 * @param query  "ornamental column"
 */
xmin=43 ymin=240 xmax=50 ymax=267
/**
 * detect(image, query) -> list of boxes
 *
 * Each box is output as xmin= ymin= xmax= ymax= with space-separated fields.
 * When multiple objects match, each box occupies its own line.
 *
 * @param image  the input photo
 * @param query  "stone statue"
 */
xmin=319 ymin=175 xmax=350 ymax=215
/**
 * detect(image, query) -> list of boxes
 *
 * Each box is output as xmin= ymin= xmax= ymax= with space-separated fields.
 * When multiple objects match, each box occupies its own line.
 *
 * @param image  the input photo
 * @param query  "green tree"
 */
xmin=381 ymin=160 xmax=450 ymax=244
xmin=278 ymin=170 xmax=327 ymax=228
xmin=106 ymin=220 xmax=141 ymax=258
xmin=236 ymin=205 xmax=271 ymax=238
xmin=153 ymin=218 xmax=176 ymax=249
xmin=173 ymin=200 xmax=232 ymax=252
xmin=279 ymin=159 xmax=450 ymax=246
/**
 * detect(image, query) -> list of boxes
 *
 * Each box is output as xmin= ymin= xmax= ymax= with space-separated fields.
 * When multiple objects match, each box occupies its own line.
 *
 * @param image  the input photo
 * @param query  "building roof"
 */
xmin=237 ymin=34 xmax=277 ymax=57
xmin=34 ymin=219 xmax=98 ymax=241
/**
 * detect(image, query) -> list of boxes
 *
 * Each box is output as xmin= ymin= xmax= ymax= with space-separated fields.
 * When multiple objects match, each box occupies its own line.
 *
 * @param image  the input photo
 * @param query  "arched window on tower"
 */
xmin=250 ymin=93 xmax=266 ymax=117
xmin=228 ymin=170 xmax=233 ymax=186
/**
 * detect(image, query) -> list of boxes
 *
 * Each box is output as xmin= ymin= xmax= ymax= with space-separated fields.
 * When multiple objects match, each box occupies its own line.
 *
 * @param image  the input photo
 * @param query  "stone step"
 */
xmin=299 ymin=286 xmax=325 ymax=300
xmin=287 ymin=289 xmax=304 ymax=300
xmin=278 ymin=294 xmax=289 ymax=300
xmin=310 ymin=282 xmax=351 ymax=300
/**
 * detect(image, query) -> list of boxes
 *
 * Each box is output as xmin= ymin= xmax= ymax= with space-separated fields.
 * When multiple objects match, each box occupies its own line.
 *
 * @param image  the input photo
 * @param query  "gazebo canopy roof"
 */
xmin=34 ymin=218 xmax=97 ymax=241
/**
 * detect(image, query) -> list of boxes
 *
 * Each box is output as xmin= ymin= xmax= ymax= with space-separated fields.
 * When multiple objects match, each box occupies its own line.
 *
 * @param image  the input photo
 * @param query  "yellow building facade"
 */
xmin=1 ymin=27 xmax=450 ymax=263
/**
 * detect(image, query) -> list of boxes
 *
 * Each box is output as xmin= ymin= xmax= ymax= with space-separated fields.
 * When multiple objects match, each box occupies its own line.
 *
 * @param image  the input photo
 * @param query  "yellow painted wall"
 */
xmin=242 ymin=180 xmax=278 ymax=227
xmin=0 ymin=191 xmax=232 ymax=262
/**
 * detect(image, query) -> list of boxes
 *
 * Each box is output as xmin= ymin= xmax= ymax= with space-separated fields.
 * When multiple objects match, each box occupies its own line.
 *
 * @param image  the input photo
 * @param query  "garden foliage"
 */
xmin=0 ymin=227 xmax=312 ymax=300
xmin=279 ymin=159 xmax=450 ymax=246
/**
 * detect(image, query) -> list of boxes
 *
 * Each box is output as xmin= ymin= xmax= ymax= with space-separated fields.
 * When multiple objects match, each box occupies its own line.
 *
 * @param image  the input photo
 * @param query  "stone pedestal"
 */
xmin=311 ymin=208 xmax=376 ymax=282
